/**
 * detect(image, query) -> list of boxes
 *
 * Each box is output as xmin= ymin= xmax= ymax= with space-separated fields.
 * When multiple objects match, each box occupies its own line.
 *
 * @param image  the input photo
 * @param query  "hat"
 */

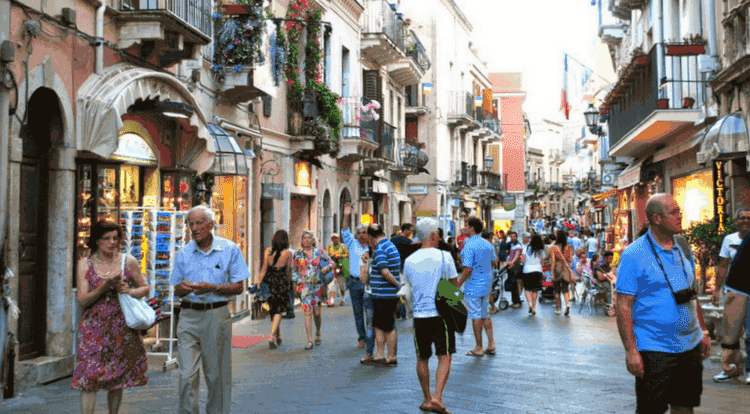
xmin=522 ymin=232 xmax=531 ymax=238
xmin=330 ymin=233 xmax=340 ymax=239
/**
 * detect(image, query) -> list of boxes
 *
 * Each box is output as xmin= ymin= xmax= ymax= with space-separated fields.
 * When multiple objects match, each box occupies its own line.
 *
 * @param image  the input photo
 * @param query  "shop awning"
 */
xmin=205 ymin=123 xmax=248 ymax=176
xmin=372 ymin=181 xmax=389 ymax=194
xmin=697 ymin=112 xmax=749 ymax=162
xmin=394 ymin=193 xmax=410 ymax=203
xmin=616 ymin=159 xmax=644 ymax=189
xmin=76 ymin=63 xmax=216 ymax=174
xmin=654 ymin=126 xmax=708 ymax=163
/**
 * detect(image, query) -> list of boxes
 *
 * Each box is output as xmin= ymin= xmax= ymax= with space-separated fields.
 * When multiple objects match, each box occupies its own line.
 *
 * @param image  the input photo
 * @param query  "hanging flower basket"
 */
xmin=665 ymin=44 xmax=705 ymax=56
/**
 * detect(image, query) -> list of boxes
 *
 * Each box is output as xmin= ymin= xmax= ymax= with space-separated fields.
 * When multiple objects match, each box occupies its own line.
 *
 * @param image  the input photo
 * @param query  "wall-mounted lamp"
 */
xmin=159 ymin=100 xmax=194 ymax=119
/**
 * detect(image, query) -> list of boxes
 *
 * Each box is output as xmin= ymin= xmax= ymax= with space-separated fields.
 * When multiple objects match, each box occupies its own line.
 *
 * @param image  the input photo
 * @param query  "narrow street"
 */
xmin=1 ymin=299 xmax=747 ymax=414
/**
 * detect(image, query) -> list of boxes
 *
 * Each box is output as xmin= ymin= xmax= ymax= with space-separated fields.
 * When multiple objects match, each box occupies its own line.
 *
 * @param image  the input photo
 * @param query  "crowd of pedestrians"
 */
xmin=70 ymin=195 xmax=750 ymax=414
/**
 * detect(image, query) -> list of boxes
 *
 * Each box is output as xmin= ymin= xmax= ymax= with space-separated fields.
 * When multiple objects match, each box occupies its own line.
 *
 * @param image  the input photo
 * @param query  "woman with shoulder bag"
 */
xmin=520 ymin=235 xmax=546 ymax=315
xmin=550 ymin=229 xmax=576 ymax=316
xmin=72 ymin=220 xmax=149 ymax=414
xmin=258 ymin=229 xmax=293 ymax=349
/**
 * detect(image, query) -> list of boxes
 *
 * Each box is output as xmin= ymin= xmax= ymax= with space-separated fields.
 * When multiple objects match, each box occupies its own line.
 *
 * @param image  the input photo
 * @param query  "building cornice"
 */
xmin=440 ymin=0 xmax=472 ymax=33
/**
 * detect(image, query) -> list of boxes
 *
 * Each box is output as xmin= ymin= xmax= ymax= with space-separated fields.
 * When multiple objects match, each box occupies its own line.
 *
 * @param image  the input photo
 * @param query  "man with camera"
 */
xmin=615 ymin=194 xmax=710 ymax=414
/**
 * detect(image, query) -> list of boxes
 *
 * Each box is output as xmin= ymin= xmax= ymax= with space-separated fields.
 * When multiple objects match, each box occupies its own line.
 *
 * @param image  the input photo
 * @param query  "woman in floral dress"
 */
xmin=72 ymin=220 xmax=149 ymax=414
xmin=293 ymin=230 xmax=334 ymax=350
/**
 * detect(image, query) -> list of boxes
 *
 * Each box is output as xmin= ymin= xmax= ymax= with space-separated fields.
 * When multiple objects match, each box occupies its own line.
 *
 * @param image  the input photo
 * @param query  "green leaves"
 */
xmin=683 ymin=216 xmax=736 ymax=267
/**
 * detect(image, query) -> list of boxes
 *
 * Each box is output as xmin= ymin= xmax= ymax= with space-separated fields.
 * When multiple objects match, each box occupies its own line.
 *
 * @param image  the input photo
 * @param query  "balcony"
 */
xmin=601 ymin=44 xmax=707 ymax=159
xmin=115 ymin=0 xmax=212 ymax=68
xmin=337 ymin=97 xmax=380 ymax=162
xmin=390 ymin=140 xmax=428 ymax=176
xmin=447 ymin=92 xmax=474 ymax=126
xmin=362 ymin=121 xmax=397 ymax=173
xmin=387 ymin=30 xmax=430 ymax=87
xmin=405 ymin=84 xmax=427 ymax=117
xmin=476 ymin=170 xmax=503 ymax=192
xmin=712 ymin=2 xmax=750 ymax=95
xmin=361 ymin=0 xmax=406 ymax=66
xmin=482 ymin=116 xmax=502 ymax=138
xmin=451 ymin=161 xmax=469 ymax=189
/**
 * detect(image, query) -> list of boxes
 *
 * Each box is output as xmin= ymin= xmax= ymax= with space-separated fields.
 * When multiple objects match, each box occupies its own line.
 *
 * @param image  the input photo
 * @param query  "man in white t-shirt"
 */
xmin=404 ymin=218 xmax=458 ymax=414
xmin=585 ymin=231 xmax=599 ymax=259
xmin=712 ymin=207 xmax=750 ymax=383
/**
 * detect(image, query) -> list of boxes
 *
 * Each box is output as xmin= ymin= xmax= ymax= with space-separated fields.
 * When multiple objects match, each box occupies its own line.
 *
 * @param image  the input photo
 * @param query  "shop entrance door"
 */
xmin=17 ymin=157 xmax=49 ymax=360
xmin=290 ymin=195 xmax=312 ymax=248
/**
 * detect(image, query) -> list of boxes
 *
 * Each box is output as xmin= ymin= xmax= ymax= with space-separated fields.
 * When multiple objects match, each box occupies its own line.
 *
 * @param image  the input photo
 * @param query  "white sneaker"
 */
xmin=745 ymin=373 xmax=750 ymax=385
xmin=713 ymin=370 xmax=736 ymax=382
xmin=554 ymin=309 xmax=562 ymax=315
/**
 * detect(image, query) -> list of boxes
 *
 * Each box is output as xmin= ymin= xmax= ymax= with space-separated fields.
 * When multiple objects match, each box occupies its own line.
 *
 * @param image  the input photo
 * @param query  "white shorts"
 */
xmin=465 ymin=295 xmax=489 ymax=320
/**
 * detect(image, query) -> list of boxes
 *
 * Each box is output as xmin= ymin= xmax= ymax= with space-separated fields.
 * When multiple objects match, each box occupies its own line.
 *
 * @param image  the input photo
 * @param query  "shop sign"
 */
xmin=713 ymin=160 xmax=728 ymax=235
xmin=415 ymin=210 xmax=436 ymax=217
xmin=359 ymin=176 xmax=373 ymax=200
xmin=618 ymin=167 xmax=641 ymax=189
xmin=261 ymin=183 xmax=284 ymax=200
xmin=592 ymin=188 xmax=617 ymax=202
xmin=111 ymin=133 xmax=157 ymax=165
xmin=502 ymin=196 xmax=516 ymax=211
xmin=450 ymin=198 xmax=461 ymax=208
xmin=492 ymin=208 xmax=515 ymax=221
xmin=464 ymin=201 xmax=476 ymax=209
xmin=408 ymin=185 xmax=428 ymax=195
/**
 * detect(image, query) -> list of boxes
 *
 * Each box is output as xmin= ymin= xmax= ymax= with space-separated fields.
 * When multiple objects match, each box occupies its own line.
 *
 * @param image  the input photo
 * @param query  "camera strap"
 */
xmin=645 ymin=234 xmax=689 ymax=295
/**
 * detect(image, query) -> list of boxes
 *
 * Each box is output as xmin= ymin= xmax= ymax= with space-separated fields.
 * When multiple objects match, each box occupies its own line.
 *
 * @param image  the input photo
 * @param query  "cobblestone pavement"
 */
xmin=1 ymin=298 xmax=748 ymax=413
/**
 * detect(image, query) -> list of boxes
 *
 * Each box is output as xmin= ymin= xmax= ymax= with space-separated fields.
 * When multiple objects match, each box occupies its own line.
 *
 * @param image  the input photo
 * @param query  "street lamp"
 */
xmin=584 ymin=103 xmax=599 ymax=134
xmin=484 ymin=155 xmax=494 ymax=171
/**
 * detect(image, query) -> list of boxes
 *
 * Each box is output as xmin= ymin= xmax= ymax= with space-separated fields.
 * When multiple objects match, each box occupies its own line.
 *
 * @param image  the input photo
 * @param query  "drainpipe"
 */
xmin=654 ymin=0 xmax=665 ymax=101
xmin=0 ymin=0 xmax=12 ymax=396
xmin=95 ymin=2 xmax=105 ymax=74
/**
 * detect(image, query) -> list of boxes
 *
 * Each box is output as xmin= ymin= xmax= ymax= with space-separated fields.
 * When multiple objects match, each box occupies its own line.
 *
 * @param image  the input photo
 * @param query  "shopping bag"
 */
xmin=117 ymin=254 xmax=156 ymax=330
xmin=435 ymin=279 xmax=468 ymax=334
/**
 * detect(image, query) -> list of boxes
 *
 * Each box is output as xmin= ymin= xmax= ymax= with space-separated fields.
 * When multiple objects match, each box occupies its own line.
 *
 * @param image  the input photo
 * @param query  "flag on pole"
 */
xmin=423 ymin=83 xmax=432 ymax=94
xmin=560 ymin=54 xmax=571 ymax=120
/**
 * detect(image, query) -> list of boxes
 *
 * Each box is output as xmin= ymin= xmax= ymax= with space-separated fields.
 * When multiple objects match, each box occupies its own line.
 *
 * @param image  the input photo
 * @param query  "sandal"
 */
xmin=484 ymin=348 xmax=496 ymax=355
xmin=314 ymin=335 xmax=322 ymax=346
xmin=268 ymin=339 xmax=278 ymax=349
xmin=275 ymin=336 xmax=282 ymax=345
xmin=304 ymin=342 xmax=314 ymax=350
xmin=466 ymin=349 xmax=484 ymax=357
xmin=382 ymin=358 xmax=398 ymax=366
xmin=360 ymin=355 xmax=375 ymax=364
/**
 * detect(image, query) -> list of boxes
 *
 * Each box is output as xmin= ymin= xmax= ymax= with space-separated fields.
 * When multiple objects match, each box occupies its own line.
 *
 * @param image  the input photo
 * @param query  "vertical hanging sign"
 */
xmin=713 ymin=160 xmax=727 ymax=235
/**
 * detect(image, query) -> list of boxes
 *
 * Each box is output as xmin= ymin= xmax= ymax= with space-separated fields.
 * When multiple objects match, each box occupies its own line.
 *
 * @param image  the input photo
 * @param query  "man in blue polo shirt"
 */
xmin=459 ymin=217 xmax=497 ymax=357
xmin=615 ymin=194 xmax=711 ymax=414
xmin=365 ymin=223 xmax=401 ymax=366
xmin=341 ymin=207 xmax=371 ymax=350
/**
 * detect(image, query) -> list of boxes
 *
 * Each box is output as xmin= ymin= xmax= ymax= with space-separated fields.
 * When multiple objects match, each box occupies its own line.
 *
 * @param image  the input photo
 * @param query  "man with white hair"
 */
xmin=404 ymin=218 xmax=458 ymax=414
xmin=171 ymin=205 xmax=251 ymax=414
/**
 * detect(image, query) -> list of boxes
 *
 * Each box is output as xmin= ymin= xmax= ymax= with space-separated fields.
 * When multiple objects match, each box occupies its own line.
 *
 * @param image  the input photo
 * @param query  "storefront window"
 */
xmin=97 ymin=165 xmax=119 ymax=223
xmin=212 ymin=176 xmax=248 ymax=256
xmin=120 ymin=165 xmax=140 ymax=207
xmin=161 ymin=172 xmax=193 ymax=211
xmin=672 ymin=171 xmax=713 ymax=230
xmin=76 ymin=164 xmax=93 ymax=261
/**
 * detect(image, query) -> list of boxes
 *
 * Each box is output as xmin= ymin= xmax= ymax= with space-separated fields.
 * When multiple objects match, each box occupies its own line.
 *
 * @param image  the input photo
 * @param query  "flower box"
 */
xmin=665 ymin=44 xmax=706 ymax=56
xmin=657 ymin=98 xmax=669 ymax=109
xmin=633 ymin=56 xmax=648 ymax=66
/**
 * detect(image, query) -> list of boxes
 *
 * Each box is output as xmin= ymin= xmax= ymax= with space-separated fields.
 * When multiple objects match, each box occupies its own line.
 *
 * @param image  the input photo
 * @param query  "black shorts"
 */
xmin=635 ymin=345 xmax=703 ymax=413
xmin=523 ymin=272 xmax=543 ymax=292
xmin=413 ymin=316 xmax=455 ymax=359
xmin=372 ymin=298 xmax=399 ymax=333
xmin=552 ymin=279 xmax=569 ymax=293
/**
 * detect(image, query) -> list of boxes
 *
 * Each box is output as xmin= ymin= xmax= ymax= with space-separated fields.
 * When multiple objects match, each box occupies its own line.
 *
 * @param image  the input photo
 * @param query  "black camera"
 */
xmin=672 ymin=288 xmax=697 ymax=305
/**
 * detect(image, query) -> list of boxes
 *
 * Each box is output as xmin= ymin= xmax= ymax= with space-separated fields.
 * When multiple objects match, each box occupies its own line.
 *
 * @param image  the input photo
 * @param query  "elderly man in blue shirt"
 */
xmin=459 ymin=217 xmax=497 ymax=357
xmin=341 ymin=206 xmax=371 ymax=351
xmin=171 ymin=205 xmax=251 ymax=414
xmin=615 ymin=194 xmax=710 ymax=414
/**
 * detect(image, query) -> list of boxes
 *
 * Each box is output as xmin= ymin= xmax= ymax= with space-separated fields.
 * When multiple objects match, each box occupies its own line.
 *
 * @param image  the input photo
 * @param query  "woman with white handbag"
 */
xmin=72 ymin=220 xmax=150 ymax=414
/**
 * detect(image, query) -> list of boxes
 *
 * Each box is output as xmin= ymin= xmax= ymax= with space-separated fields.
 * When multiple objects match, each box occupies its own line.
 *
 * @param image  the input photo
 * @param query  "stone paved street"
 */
xmin=1 ymin=298 xmax=749 ymax=414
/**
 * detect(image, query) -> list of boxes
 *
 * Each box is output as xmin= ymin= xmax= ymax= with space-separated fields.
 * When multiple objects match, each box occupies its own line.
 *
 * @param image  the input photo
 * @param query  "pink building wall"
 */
xmin=489 ymin=73 xmax=526 ymax=193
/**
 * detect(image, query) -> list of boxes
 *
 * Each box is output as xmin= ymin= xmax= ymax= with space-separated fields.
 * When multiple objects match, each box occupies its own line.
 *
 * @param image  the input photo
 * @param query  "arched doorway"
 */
xmin=322 ymin=190 xmax=332 ymax=249
xmin=17 ymin=88 xmax=61 ymax=360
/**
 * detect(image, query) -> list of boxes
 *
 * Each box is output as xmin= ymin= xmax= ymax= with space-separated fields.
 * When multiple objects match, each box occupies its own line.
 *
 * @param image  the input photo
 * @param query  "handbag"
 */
xmin=248 ymin=282 xmax=271 ymax=302
xmin=117 ymin=254 xmax=157 ymax=330
xmin=435 ymin=251 xmax=468 ymax=334
xmin=319 ymin=266 xmax=334 ymax=285
xmin=551 ymin=245 xmax=573 ymax=283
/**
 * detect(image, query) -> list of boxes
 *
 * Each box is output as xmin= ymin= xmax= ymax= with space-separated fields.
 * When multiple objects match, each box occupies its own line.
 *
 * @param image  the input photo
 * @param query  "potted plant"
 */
xmin=212 ymin=0 xmax=270 ymax=77
xmin=684 ymin=216 xmax=736 ymax=294
xmin=665 ymin=33 xmax=707 ymax=56
xmin=657 ymin=97 xmax=669 ymax=109
xmin=682 ymin=96 xmax=696 ymax=109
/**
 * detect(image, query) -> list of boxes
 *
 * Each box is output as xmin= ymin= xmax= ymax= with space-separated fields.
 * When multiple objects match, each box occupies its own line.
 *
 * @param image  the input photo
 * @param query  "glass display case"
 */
xmin=75 ymin=162 xmax=121 ymax=261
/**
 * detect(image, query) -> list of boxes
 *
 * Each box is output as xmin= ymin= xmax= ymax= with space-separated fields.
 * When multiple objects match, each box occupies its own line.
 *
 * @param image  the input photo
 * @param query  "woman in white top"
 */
xmin=520 ymin=235 xmax=546 ymax=315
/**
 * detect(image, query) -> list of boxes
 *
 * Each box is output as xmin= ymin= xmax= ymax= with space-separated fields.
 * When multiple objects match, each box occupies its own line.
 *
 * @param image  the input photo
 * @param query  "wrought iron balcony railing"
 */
xmin=447 ymin=92 xmax=474 ymax=123
xmin=477 ymin=171 xmax=503 ymax=191
xmin=405 ymin=30 xmax=431 ymax=72
xmin=362 ymin=0 xmax=406 ymax=50
xmin=118 ymin=0 xmax=212 ymax=39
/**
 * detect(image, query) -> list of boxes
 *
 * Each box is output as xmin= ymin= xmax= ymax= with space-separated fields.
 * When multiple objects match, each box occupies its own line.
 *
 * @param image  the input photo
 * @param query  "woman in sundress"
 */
xmin=293 ymin=230 xmax=334 ymax=350
xmin=72 ymin=220 xmax=150 ymax=414
xmin=258 ymin=229 xmax=293 ymax=349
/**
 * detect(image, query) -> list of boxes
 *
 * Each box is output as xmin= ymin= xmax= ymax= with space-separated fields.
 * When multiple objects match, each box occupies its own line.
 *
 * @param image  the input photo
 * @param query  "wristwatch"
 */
xmin=721 ymin=342 xmax=740 ymax=350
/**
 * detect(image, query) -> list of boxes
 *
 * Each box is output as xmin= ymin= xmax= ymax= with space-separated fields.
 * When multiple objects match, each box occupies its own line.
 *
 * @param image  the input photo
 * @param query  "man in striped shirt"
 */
xmin=364 ymin=223 xmax=402 ymax=366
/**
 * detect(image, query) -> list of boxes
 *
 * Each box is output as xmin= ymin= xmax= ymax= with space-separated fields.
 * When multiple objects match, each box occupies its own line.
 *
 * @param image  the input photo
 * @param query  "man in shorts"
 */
xmin=404 ymin=218 xmax=458 ymax=414
xmin=459 ymin=217 xmax=496 ymax=357
xmin=366 ymin=223 xmax=401 ymax=366
xmin=326 ymin=233 xmax=349 ymax=306
xmin=615 ymin=194 xmax=711 ymax=414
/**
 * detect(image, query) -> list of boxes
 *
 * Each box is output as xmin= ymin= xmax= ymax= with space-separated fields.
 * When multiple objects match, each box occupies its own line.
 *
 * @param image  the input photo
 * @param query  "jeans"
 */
xmin=509 ymin=268 xmax=522 ymax=304
xmin=348 ymin=278 xmax=366 ymax=343
xmin=745 ymin=309 xmax=750 ymax=373
xmin=363 ymin=291 xmax=375 ymax=356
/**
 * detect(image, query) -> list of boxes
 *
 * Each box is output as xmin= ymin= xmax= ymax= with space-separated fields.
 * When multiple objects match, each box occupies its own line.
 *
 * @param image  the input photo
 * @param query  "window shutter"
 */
xmin=262 ymin=96 xmax=272 ymax=117
xmin=363 ymin=69 xmax=383 ymax=155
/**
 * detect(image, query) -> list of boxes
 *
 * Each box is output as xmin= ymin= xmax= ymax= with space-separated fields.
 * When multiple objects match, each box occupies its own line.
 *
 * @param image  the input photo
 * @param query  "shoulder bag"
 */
xmin=118 ymin=254 xmax=157 ymax=330
xmin=435 ymin=251 xmax=468 ymax=334
xmin=551 ymin=245 xmax=574 ymax=283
